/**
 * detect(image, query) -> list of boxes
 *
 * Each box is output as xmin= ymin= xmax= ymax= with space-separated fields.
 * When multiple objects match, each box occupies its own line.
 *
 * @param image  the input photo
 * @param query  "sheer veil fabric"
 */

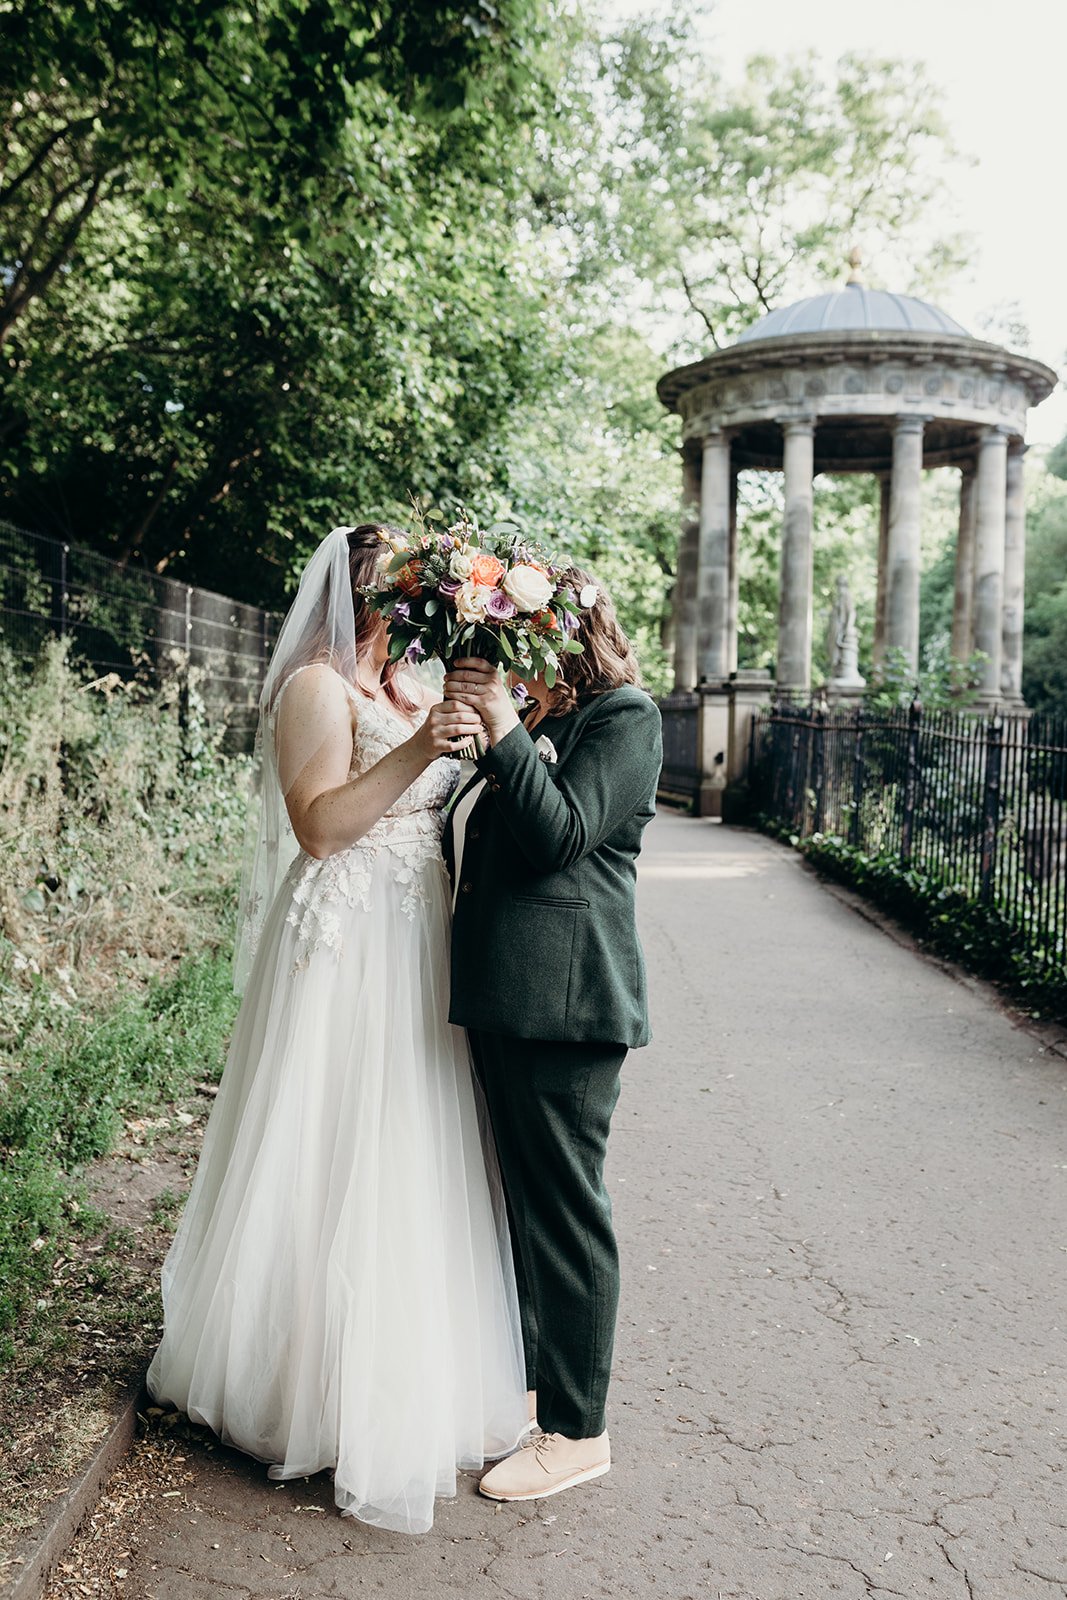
xmin=148 ymin=527 xmax=528 ymax=1534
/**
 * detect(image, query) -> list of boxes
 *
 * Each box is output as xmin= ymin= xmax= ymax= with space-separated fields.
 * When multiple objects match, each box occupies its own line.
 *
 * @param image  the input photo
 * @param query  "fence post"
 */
xmin=784 ymin=719 xmax=801 ymax=824
xmin=900 ymin=695 xmax=922 ymax=867
xmin=811 ymin=705 xmax=826 ymax=835
xmin=178 ymin=584 xmax=194 ymax=742
xmin=50 ymin=541 xmax=70 ymax=639
xmin=849 ymin=707 xmax=864 ymax=847
xmin=980 ymin=711 xmax=1003 ymax=903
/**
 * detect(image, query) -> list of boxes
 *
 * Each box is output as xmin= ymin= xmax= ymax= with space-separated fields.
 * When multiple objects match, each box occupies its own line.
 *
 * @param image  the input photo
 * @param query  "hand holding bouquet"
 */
xmin=362 ymin=508 xmax=593 ymax=691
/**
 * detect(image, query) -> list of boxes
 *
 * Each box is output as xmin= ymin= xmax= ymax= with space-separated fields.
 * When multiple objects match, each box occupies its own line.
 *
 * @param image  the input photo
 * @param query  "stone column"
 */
xmin=972 ymin=425 xmax=1009 ymax=700
xmin=672 ymin=451 xmax=700 ymax=690
xmin=777 ymin=416 xmax=816 ymax=694
xmin=872 ymin=471 xmax=890 ymax=675
xmin=727 ymin=467 xmax=740 ymax=675
xmin=696 ymin=429 xmax=732 ymax=683
xmin=885 ymin=415 xmax=925 ymax=673
xmin=1001 ymin=438 xmax=1027 ymax=702
xmin=950 ymin=461 xmax=977 ymax=662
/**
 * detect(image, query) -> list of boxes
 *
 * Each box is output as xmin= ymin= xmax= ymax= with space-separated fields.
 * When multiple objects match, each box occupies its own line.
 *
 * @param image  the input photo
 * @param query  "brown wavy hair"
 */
xmin=544 ymin=564 xmax=643 ymax=716
xmin=283 ymin=522 xmax=419 ymax=715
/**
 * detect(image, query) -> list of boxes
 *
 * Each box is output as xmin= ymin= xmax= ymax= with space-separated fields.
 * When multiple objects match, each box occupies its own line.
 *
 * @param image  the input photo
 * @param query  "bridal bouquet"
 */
xmin=363 ymin=510 xmax=591 ymax=688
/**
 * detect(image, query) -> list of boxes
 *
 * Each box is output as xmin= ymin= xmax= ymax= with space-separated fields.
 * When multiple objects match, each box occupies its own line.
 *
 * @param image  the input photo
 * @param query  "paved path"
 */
xmin=91 ymin=816 xmax=1067 ymax=1598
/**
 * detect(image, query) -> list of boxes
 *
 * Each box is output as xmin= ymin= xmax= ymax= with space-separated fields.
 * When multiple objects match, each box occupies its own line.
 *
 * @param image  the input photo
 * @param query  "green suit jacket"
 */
xmin=442 ymin=685 xmax=662 ymax=1046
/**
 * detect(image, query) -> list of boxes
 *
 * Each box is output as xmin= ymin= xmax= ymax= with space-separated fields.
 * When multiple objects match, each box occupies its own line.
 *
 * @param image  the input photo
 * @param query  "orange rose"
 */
xmin=533 ymin=608 xmax=558 ymax=630
xmin=396 ymin=559 xmax=423 ymax=597
xmin=469 ymin=551 xmax=505 ymax=587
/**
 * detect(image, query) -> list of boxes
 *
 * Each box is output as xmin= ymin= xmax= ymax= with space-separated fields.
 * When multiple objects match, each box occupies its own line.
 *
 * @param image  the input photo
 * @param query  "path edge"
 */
xmin=794 ymin=847 xmax=1067 ymax=1061
xmin=4 ymin=1383 xmax=143 ymax=1600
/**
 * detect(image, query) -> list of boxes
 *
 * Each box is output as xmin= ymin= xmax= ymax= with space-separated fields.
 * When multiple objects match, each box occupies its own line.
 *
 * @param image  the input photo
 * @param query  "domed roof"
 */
xmin=735 ymin=282 xmax=970 ymax=345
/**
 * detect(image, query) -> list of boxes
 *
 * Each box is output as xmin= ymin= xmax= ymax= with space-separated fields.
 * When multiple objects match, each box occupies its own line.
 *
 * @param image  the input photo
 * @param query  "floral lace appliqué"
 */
xmin=283 ymin=696 xmax=458 ymax=972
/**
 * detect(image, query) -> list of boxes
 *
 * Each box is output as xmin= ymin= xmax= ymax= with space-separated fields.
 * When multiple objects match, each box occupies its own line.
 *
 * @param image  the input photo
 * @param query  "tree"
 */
xmin=1021 ymin=452 xmax=1067 ymax=718
xmin=0 ymin=4 xmax=973 ymax=670
xmin=0 ymin=0 xmax=575 ymax=600
xmin=591 ymin=29 xmax=965 ymax=349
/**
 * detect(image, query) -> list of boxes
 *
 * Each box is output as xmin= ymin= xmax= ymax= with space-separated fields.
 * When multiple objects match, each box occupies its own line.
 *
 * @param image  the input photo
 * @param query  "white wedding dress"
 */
xmin=147 ymin=674 xmax=528 ymax=1534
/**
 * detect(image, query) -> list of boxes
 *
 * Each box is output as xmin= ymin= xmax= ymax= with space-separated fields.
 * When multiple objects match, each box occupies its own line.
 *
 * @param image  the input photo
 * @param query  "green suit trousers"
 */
xmin=469 ymin=1030 xmax=627 ymax=1440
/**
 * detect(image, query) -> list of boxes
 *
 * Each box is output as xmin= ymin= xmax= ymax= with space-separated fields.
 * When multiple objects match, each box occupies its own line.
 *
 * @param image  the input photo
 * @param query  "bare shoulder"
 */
xmin=276 ymin=663 xmax=354 ymax=721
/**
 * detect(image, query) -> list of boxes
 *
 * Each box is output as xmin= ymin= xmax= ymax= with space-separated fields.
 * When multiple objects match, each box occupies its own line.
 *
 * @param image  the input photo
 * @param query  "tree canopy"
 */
xmin=4 ymin=3 xmax=1021 ymax=700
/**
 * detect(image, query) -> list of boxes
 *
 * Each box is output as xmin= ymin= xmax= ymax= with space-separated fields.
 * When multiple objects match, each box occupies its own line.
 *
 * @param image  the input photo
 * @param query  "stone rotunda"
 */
xmin=658 ymin=264 xmax=1058 ymax=709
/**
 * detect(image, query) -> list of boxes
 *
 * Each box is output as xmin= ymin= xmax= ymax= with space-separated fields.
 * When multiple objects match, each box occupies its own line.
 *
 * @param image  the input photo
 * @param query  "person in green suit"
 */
xmin=442 ymin=565 xmax=662 ymax=1503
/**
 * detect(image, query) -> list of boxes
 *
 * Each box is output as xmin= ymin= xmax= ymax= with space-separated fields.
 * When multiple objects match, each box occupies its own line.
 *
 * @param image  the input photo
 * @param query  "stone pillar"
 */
xmin=727 ymin=467 xmax=740 ymax=675
xmin=885 ymin=415 xmax=925 ymax=673
xmin=777 ymin=417 xmax=816 ymax=694
xmin=672 ymin=451 xmax=700 ymax=690
xmin=696 ymin=429 xmax=732 ymax=683
xmin=872 ymin=471 xmax=890 ymax=675
xmin=950 ymin=461 xmax=977 ymax=662
xmin=972 ymin=425 xmax=1009 ymax=701
xmin=1001 ymin=438 xmax=1027 ymax=703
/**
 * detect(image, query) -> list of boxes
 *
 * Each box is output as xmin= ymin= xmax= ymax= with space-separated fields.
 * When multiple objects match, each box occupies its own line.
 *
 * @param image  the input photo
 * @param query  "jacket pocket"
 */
xmin=513 ymin=895 xmax=590 ymax=909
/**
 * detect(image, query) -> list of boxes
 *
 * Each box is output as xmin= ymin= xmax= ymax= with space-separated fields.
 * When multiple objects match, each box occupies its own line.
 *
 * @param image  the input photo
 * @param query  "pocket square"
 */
xmin=534 ymin=734 xmax=558 ymax=764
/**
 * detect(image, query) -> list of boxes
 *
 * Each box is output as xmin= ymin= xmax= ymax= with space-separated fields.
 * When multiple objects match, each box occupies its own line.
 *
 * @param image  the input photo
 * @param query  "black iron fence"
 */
xmin=0 ymin=521 xmax=281 ymax=750
xmin=658 ymin=690 xmax=701 ymax=805
xmin=751 ymin=701 xmax=1067 ymax=992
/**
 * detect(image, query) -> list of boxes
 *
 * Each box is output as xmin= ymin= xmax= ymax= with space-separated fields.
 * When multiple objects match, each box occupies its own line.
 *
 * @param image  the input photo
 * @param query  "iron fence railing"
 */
xmin=0 ymin=520 xmax=281 ymax=750
xmin=658 ymin=690 xmax=701 ymax=805
xmin=751 ymin=700 xmax=1067 ymax=990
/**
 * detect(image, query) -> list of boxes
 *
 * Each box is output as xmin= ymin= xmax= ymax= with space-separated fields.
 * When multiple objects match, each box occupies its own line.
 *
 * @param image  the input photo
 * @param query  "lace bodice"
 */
xmin=279 ymin=678 xmax=460 ymax=969
xmin=348 ymin=695 xmax=458 ymax=822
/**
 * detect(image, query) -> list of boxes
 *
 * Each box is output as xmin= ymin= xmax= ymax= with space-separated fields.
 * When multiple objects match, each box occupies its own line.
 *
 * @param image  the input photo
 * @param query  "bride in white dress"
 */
xmin=147 ymin=524 xmax=528 ymax=1535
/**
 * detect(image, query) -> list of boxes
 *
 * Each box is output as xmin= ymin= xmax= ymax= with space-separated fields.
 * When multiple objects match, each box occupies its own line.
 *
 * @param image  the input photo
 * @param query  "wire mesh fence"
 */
xmin=751 ymin=700 xmax=1067 ymax=993
xmin=0 ymin=520 xmax=281 ymax=750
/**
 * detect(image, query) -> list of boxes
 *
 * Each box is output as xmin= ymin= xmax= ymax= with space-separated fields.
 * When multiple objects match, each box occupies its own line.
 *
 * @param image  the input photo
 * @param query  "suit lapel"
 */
xmin=442 ymin=766 xmax=486 ymax=880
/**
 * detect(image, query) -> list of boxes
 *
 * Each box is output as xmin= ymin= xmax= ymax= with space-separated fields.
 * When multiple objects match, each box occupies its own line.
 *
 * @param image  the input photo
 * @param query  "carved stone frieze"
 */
xmin=676 ymin=350 xmax=1036 ymax=457
xmin=664 ymin=331 xmax=1054 ymax=466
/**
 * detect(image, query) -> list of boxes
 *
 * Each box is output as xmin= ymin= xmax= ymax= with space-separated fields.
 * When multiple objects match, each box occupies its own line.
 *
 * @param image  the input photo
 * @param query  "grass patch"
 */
xmin=0 ymin=948 xmax=237 ymax=1359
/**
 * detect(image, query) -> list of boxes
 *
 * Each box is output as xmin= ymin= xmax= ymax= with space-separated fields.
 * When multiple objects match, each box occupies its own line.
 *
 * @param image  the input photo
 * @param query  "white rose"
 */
xmin=503 ymin=563 xmax=554 ymax=613
xmin=454 ymin=580 xmax=489 ymax=623
xmin=449 ymin=548 xmax=475 ymax=580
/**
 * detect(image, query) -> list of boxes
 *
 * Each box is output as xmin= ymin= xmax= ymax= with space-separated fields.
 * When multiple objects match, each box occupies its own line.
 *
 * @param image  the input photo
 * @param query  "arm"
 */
xmin=277 ymin=666 xmax=481 ymax=860
xmin=476 ymin=696 xmax=663 ymax=874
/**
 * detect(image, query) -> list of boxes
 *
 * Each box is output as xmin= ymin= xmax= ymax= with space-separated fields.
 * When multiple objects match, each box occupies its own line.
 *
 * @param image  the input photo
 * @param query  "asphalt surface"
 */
xmin=83 ymin=815 xmax=1067 ymax=1598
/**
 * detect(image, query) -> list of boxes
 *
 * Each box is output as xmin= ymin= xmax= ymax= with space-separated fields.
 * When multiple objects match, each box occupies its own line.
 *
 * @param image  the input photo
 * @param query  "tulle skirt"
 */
xmin=146 ymin=844 xmax=528 ymax=1534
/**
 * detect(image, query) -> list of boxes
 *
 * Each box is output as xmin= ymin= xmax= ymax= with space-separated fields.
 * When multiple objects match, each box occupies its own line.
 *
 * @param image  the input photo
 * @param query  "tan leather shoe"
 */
xmin=478 ymin=1430 xmax=610 ymax=1502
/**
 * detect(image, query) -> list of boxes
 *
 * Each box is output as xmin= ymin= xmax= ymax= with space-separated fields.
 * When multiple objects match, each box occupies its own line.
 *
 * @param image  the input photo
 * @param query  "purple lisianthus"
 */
xmin=393 ymin=600 xmax=411 ymax=623
xmin=560 ymin=608 xmax=580 ymax=634
xmin=404 ymin=637 xmax=426 ymax=664
xmin=511 ymin=682 xmax=529 ymax=707
xmin=439 ymin=576 xmax=462 ymax=598
xmin=484 ymin=587 xmax=518 ymax=621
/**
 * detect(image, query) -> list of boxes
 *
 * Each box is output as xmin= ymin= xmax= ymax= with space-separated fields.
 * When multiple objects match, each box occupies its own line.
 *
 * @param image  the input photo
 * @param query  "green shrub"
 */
xmin=0 ymin=948 xmax=238 ymax=1354
xmin=0 ymin=640 xmax=249 ymax=1360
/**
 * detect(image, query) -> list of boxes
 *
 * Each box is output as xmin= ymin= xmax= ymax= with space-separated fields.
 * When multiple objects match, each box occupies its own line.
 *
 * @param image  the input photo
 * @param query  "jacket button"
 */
xmin=468 ymin=826 xmax=480 ymax=840
xmin=460 ymin=881 xmax=473 ymax=894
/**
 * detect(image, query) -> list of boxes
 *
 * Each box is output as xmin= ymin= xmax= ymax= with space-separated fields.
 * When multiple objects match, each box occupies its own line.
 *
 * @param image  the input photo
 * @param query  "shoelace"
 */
xmin=532 ymin=1430 xmax=560 ymax=1468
